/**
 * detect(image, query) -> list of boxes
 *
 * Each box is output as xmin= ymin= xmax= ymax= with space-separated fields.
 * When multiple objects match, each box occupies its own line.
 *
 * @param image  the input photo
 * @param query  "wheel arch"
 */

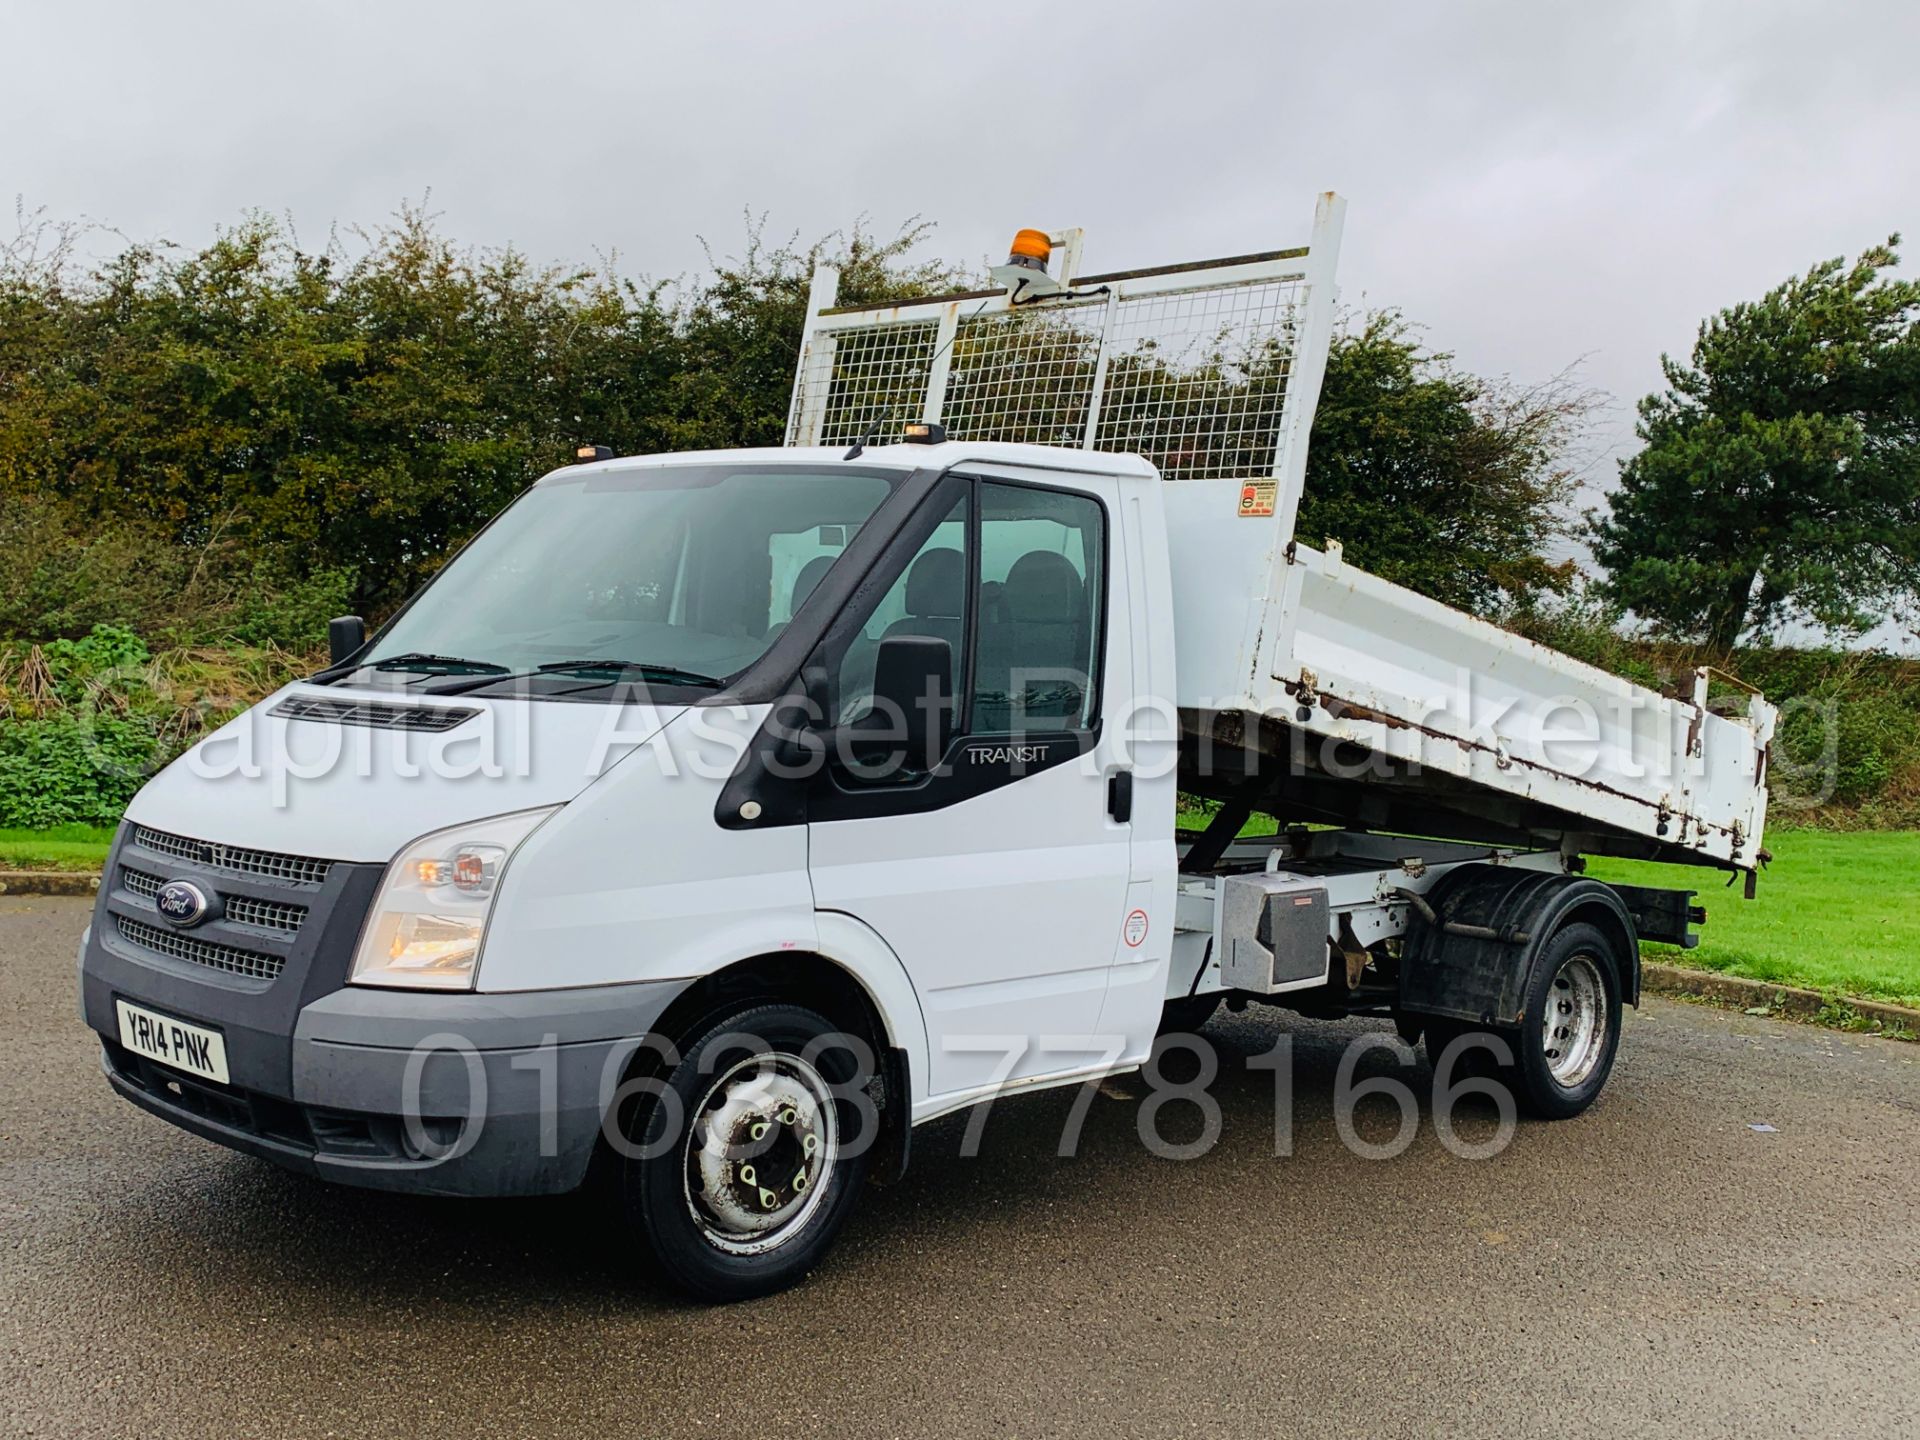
xmin=1551 ymin=892 xmax=1640 ymax=1006
xmin=600 ymin=929 xmax=925 ymax=1185
xmin=1400 ymin=865 xmax=1641 ymax=1027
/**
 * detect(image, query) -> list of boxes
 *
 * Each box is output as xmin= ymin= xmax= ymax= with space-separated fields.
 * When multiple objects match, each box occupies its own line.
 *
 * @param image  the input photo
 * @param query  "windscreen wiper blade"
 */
xmin=533 ymin=659 xmax=726 ymax=687
xmin=366 ymin=652 xmax=510 ymax=675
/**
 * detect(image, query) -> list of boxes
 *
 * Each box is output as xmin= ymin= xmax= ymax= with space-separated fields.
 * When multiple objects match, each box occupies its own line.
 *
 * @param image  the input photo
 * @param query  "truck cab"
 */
xmin=81 ymin=440 xmax=1190 ymax=1299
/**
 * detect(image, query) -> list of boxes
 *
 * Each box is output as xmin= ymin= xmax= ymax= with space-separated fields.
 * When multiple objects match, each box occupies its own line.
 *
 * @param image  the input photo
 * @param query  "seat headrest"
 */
xmin=791 ymin=555 xmax=835 ymax=611
xmin=905 ymin=547 xmax=965 ymax=617
xmin=1001 ymin=550 xmax=1085 ymax=622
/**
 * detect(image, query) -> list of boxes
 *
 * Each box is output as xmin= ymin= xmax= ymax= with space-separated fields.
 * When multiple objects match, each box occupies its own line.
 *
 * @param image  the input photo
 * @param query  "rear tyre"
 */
xmin=620 ymin=1002 xmax=873 ymax=1302
xmin=1423 ymin=1018 xmax=1509 ymax=1082
xmin=1422 ymin=921 xmax=1623 ymax=1121
xmin=1511 ymin=922 xmax=1622 ymax=1119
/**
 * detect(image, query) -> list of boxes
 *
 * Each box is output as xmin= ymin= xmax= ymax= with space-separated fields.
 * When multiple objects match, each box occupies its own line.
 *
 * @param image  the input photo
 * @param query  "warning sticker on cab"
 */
xmin=1123 ymin=909 xmax=1149 ymax=947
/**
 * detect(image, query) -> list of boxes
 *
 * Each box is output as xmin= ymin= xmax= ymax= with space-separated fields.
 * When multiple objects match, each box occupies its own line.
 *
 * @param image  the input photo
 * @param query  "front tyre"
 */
xmin=622 ymin=1002 xmax=873 ymax=1301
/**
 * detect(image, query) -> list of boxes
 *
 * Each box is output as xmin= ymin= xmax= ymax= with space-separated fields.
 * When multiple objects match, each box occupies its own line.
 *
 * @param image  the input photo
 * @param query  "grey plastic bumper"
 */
xmin=293 ymin=982 xmax=686 ymax=1195
xmin=97 ymin=976 xmax=685 ymax=1198
xmin=83 ymin=823 xmax=693 ymax=1197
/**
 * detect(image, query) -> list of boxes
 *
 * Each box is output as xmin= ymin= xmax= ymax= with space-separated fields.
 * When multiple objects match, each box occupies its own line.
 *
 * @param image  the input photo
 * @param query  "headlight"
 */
xmin=350 ymin=807 xmax=559 ymax=990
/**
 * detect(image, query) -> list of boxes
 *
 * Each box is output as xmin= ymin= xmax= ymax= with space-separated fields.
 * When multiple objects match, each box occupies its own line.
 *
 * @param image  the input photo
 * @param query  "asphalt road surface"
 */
xmin=4 ymin=895 xmax=1916 ymax=1438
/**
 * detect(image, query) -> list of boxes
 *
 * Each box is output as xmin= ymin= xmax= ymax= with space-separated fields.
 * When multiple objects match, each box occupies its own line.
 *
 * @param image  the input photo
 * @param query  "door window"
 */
xmin=835 ymin=497 xmax=968 ymax=722
xmin=819 ymin=479 xmax=1104 ymax=786
xmin=971 ymin=482 xmax=1104 ymax=733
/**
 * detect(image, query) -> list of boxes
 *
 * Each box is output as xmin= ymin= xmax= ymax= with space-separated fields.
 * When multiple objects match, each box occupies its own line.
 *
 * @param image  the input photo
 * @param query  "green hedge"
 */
xmin=0 ymin=625 xmax=311 ymax=828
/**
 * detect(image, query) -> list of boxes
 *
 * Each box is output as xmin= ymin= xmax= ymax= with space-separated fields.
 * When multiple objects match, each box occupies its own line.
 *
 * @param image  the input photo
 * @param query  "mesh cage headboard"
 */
xmin=786 ymin=193 xmax=1345 ymax=530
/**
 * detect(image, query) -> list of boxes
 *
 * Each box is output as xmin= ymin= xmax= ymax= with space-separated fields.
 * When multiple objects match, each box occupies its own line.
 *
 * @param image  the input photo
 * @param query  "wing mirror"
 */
xmin=829 ymin=635 xmax=954 ymax=776
xmin=328 ymin=615 xmax=367 ymax=666
xmin=871 ymin=635 xmax=954 ymax=766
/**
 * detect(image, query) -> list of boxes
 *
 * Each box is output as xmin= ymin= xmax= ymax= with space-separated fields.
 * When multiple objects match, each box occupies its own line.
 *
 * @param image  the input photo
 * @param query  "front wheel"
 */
xmin=620 ymin=1002 xmax=873 ymax=1301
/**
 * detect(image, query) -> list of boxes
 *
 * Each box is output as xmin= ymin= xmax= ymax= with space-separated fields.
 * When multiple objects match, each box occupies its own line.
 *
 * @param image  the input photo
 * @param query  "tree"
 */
xmin=0 ymin=206 xmax=961 ymax=625
xmin=1592 ymin=239 xmax=1920 ymax=652
xmin=1299 ymin=313 xmax=1588 ymax=614
xmin=0 ymin=202 xmax=1590 ymax=638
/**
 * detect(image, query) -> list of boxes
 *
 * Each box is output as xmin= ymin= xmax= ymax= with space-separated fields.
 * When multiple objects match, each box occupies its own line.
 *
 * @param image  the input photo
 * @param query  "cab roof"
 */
xmin=544 ymin=442 xmax=1165 ymax=485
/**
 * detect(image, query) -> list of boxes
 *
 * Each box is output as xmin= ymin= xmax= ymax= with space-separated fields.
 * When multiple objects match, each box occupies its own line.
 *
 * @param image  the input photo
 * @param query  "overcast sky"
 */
xmin=6 ymin=0 xmax=1915 ymax=644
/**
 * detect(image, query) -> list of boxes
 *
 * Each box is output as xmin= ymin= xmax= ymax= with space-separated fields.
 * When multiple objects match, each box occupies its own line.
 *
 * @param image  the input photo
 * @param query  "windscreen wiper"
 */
xmin=426 ymin=658 xmax=729 ymax=696
xmin=533 ymin=659 xmax=726 ymax=687
xmin=366 ymin=652 xmax=510 ymax=675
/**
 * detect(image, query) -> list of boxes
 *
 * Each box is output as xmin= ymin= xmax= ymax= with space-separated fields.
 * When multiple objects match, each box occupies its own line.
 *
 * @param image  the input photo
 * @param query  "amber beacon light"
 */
xmin=989 ymin=229 xmax=1066 ymax=299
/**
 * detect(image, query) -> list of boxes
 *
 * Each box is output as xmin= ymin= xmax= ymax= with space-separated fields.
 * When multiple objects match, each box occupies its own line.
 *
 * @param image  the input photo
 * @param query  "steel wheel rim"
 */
xmin=1542 ymin=953 xmax=1608 ymax=1088
xmin=683 ymin=1051 xmax=838 ymax=1256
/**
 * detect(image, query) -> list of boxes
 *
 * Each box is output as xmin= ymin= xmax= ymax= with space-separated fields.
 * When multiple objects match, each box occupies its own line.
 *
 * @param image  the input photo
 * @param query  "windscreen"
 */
xmin=363 ymin=463 xmax=906 ymax=682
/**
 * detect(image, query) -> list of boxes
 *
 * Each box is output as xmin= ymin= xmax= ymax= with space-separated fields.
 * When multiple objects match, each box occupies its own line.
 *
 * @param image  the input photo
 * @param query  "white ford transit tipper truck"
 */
xmin=80 ymin=196 xmax=1775 ymax=1300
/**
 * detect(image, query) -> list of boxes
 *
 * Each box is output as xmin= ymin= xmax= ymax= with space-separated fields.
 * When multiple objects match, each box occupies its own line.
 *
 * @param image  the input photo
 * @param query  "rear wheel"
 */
xmin=1423 ymin=1018 xmax=1507 ymax=1080
xmin=1513 ymin=922 xmax=1622 ymax=1119
xmin=620 ymin=1002 xmax=872 ymax=1302
xmin=1422 ymin=921 xmax=1624 ymax=1120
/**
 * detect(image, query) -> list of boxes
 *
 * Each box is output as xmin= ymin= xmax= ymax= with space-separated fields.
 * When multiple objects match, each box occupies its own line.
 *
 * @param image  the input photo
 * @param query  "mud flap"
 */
xmin=1398 ymin=866 xmax=1642 ymax=1026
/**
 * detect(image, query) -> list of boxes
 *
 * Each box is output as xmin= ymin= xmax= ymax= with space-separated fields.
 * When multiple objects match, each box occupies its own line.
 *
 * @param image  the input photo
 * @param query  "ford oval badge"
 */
xmin=155 ymin=879 xmax=211 ymax=928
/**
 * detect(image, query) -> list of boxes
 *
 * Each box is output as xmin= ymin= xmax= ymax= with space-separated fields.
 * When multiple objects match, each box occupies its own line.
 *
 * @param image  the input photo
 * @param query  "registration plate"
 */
xmin=115 ymin=999 xmax=230 ymax=1084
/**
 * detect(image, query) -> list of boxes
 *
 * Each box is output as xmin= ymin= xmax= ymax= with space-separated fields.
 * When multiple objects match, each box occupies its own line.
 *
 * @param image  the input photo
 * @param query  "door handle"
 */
xmin=1107 ymin=770 xmax=1133 ymax=823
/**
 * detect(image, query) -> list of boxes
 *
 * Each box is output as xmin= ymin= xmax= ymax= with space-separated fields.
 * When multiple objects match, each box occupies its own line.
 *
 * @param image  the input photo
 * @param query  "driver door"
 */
xmin=807 ymin=471 xmax=1138 ymax=1098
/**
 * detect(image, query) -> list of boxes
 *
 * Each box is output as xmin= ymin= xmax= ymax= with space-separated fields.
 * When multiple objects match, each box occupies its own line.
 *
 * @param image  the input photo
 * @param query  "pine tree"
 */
xmin=1593 ymin=239 xmax=1920 ymax=651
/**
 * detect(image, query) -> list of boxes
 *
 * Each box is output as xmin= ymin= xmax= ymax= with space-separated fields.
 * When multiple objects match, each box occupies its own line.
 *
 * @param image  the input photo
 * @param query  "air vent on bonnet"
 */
xmin=271 ymin=695 xmax=480 ymax=732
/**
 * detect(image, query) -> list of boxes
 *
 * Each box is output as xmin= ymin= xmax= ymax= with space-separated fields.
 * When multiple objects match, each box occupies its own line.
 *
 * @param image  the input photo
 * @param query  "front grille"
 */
xmin=122 ymin=865 xmax=308 ymax=934
xmin=271 ymin=695 xmax=479 ymax=732
xmin=115 ymin=914 xmax=285 ymax=983
xmin=131 ymin=826 xmax=333 ymax=887
xmin=225 ymin=894 xmax=308 ymax=932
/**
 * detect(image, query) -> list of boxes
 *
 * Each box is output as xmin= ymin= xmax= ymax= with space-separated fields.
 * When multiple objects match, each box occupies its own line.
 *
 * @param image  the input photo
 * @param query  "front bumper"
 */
xmin=81 ymin=822 xmax=685 ymax=1197
xmin=96 ymin=980 xmax=686 ymax=1196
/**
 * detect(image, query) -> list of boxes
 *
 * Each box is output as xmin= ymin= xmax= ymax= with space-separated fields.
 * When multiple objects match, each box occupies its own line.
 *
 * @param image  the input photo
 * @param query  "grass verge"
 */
xmin=1588 ymin=830 xmax=1920 ymax=1010
xmin=0 ymin=824 xmax=116 ymax=872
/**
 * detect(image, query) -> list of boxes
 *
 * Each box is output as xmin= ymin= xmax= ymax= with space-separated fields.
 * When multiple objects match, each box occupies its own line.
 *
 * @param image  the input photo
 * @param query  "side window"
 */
xmin=971 ymin=482 xmax=1103 ymax=734
xmin=834 ymin=497 xmax=968 ymax=723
